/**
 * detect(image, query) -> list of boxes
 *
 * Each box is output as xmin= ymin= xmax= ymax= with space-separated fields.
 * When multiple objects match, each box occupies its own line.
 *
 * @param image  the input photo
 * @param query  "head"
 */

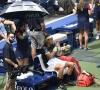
xmin=17 ymin=20 xmax=27 ymax=31
xmin=44 ymin=35 xmax=53 ymax=46
xmin=78 ymin=0 xmax=85 ymax=10
xmin=7 ymin=32 xmax=15 ymax=43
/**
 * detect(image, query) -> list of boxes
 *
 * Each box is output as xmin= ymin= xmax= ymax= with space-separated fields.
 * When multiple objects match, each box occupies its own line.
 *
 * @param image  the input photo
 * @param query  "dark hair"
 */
xmin=7 ymin=32 xmax=15 ymax=37
xmin=17 ymin=20 xmax=25 ymax=27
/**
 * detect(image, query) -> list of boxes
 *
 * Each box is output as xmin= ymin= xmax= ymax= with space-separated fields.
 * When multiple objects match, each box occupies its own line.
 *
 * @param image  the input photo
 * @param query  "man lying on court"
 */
xmin=41 ymin=35 xmax=75 ymax=90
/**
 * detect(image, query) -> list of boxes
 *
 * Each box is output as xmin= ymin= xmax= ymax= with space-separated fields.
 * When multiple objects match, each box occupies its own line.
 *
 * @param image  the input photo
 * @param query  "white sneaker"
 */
xmin=96 ymin=35 xmax=100 ymax=40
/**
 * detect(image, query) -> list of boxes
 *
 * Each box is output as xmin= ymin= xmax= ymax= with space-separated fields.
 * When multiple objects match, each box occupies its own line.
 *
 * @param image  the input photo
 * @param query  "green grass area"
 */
xmin=57 ymin=61 xmax=100 ymax=90
xmin=88 ymin=28 xmax=100 ymax=53
xmin=0 ymin=76 xmax=6 ymax=90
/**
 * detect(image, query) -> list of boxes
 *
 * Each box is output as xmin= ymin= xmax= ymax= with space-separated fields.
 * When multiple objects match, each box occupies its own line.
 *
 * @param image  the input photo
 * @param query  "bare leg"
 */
xmin=95 ymin=20 xmax=100 ymax=39
xmin=84 ymin=29 xmax=89 ymax=48
xmin=10 ymin=82 xmax=15 ymax=90
xmin=54 ymin=64 xmax=64 ymax=79
xmin=64 ymin=61 xmax=74 ymax=75
xmin=4 ymin=83 xmax=11 ymax=90
xmin=31 ymin=48 xmax=36 ymax=61
xmin=96 ymin=20 xmax=99 ymax=32
xmin=17 ymin=59 xmax=24 ymax=66
xmin=79 ymin=29 xmax=84 ymax=47
xmin=23 ymin=58 xmax=29 ymax=65
xmin=98 ymin=20 xmax=100 ymax=33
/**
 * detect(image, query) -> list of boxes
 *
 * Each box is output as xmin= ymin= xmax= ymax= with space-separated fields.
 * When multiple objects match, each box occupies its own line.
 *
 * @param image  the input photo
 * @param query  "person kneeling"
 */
xmin=41 ymin=35 xmax=75 ymax=89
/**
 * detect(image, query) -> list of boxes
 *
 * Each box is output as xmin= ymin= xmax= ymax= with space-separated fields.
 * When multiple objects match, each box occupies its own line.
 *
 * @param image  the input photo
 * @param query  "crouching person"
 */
xmin=41 ymin=35 xmax=75 ymax=89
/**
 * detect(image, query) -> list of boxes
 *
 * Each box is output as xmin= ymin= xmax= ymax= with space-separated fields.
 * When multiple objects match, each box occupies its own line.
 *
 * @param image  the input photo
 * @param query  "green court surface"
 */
xmin=57 ymin=61 xmax=100 ymax=90
xmin=0 ymin=29 xmax=100 ymax=90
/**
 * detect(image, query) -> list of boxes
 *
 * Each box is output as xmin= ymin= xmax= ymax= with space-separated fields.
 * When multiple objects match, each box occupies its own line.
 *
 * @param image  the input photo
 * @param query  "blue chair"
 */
xmin=46 ymin=27 xmax=56 ymax=35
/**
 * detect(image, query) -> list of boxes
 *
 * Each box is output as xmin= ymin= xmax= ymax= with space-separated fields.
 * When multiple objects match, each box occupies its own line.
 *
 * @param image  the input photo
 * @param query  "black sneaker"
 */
xmin=58 ymin=83 xmax=67 ymax=90
xmin=67 ymin=82 xmax=76 ymax=86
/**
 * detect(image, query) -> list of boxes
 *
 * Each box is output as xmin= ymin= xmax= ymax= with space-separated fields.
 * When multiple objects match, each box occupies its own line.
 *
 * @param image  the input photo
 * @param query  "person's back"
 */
xmin=28 ymin=18 xmax=43 ymax=31
xmin=28 ymin=18 xmax=48 ymax=62
xmin=77 ymin=2 xmax=89 ymax=23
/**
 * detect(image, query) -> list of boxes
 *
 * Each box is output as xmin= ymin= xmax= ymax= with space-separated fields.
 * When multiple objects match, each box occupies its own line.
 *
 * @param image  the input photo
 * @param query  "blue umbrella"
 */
xmin=0 ymin=1 xmax=49 ymax=19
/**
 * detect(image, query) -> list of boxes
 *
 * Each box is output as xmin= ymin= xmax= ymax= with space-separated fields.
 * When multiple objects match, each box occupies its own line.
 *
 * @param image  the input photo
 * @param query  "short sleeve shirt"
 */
xmin=74 ymin=3 xmax=90 ymax=22
xmin=15 ymin=30 xmax=29 ymax=51
xmin=3 ymin=42 xmax=17 ymax=72
xmin=41 ymin=44 xmax=55 ymax=67
xmin=27 ymin=18 xmax=44 ymax=30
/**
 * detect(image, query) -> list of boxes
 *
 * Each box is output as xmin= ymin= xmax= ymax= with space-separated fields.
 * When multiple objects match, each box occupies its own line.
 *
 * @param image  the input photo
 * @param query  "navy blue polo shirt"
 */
xmin=3 ymin=42 xmax=17 ymax=72
xmin=77 ymin=3 xmax=90 ymax=23
xmin=27 ymin=18 xmax=44 ymax=31
xmin=15 ymin=30 xmax=29 ymax=51
xmin=95 ymin=0 xmax=100 ymax=11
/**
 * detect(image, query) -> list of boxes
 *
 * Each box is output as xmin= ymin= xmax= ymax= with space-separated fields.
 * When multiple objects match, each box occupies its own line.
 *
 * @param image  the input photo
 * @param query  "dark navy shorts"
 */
xmin=94 ymin=4 xmax=100 ymax=20
xmin=15 ymin=49 xmax=29 ymax=59
xmin=78 ymin=22 xmax=90 ymax=30
xmin=95 ymin=11 xmax=100 ymax=20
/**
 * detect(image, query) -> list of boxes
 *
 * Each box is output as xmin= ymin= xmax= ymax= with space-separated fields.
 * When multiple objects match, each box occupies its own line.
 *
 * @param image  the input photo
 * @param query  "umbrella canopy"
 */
xmin=0 ymin=1 xmax=49 ymax=19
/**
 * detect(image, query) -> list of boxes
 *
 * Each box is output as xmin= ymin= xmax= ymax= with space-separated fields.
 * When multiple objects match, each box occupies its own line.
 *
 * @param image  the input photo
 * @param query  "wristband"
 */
xmin=58 ymin=46 xmax=61 ymax=50
xmin=53 ymin=47 xmax=57 ymax=52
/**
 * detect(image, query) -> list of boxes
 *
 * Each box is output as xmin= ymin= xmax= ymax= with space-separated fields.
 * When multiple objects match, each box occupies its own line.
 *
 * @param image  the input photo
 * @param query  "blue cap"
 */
xmin=18 ymin=20 xmax=25 ymax=26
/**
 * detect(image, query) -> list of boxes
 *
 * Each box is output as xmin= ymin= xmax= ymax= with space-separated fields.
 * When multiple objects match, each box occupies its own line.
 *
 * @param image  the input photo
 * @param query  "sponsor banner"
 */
xmin=15 ymin=82 xmax=34 ymax=90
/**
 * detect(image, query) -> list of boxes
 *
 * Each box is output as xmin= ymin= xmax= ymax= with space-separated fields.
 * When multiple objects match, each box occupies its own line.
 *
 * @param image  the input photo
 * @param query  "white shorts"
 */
xmin=47 ymin=58 xmax=68 ymax=74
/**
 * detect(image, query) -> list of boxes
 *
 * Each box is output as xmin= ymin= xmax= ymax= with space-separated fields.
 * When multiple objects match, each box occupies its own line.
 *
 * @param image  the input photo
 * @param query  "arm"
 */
xmin=46 ymin=42 xmax=61 ymax=58
xmin=3 ymin=20 xmax=16 ymax=31
xmin=46 ymin=51 xmax=56 ymax=59
xmin=88 ymin=4 xmax=92 ymax=15
xmin=73 ymin=6 xmax=77 ymax=14
xmin=91 ymin=0 xmax=95 ymax=8
xmin=5 ymin=58 xmax=18 ymax=68
xmin=55 ymin=41 xmax=61 ymax=56
xmin=40 ymin=22 xmax=46 ymax=33
xmin=73 ymin=9 xmax=77 ymax=14
xmin=39 ymin=18 xmax=48 ymax=35
xmin=46 ymin=47 xmax=61 ymax=58
xmin=15 ymin=30 xmax=28 ymax=40
xmin=43 ymin=46 xmax=56 ymax=59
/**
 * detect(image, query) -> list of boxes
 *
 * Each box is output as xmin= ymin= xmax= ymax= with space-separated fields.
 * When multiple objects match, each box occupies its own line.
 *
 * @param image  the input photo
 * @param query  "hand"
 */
xmin=44 ymin=32 xmax=48 ymax=36
xmin=14 ymin=64 xmax=18 ymax=69
xmin=55 ymin=41 xmax=60 ymax=47
xmin=23 ymin=32 xmax=26 ymax=36
xmin=91 ymin=10 xmax=94 ymax=13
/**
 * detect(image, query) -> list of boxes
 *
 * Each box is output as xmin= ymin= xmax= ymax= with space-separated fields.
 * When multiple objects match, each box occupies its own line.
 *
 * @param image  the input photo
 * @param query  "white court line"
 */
xmin=45 ymin=14 xmax=74 ymax=25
